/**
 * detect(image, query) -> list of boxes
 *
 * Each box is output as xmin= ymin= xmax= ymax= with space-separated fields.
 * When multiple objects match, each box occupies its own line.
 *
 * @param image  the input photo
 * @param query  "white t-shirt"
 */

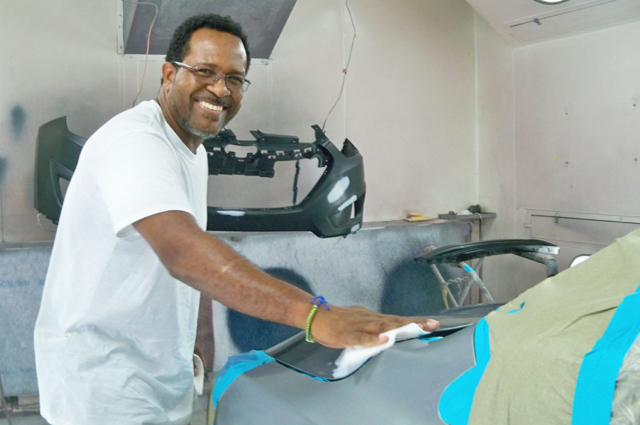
xmin=34 ymin=100 xmax=208 ymax=425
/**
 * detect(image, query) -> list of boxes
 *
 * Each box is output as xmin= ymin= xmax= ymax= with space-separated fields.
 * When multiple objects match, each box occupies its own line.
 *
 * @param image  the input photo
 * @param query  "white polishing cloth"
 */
xmin=193 ymin=353 xmax=205 ymax=396
xmin=332 ymin=323 xmax=429 ymax=379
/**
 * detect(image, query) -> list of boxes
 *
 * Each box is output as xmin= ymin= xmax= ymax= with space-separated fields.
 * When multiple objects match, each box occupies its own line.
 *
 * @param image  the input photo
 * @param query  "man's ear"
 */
xmin=161 ymin=62 xmax=176 ymax=88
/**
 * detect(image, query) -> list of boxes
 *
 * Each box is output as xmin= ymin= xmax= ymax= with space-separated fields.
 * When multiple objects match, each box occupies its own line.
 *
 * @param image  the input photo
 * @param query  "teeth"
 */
xmin=199 ymin=100 xmax=223 ymax=111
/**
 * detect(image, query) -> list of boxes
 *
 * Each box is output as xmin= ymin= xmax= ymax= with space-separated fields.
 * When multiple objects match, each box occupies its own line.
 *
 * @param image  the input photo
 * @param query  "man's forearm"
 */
xmin=135 ymin=210 xmax=440 ymax=349
xmin=134 ymin=210 xmax=312 ymax=329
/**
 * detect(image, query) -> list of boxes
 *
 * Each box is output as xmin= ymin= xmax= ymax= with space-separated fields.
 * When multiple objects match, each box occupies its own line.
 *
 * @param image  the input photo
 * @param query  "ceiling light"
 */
xmin=534 ymin=0 xmax=571 ymax=4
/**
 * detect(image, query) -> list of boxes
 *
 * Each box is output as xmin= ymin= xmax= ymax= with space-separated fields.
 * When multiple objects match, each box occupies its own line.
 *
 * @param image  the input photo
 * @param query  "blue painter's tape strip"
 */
xmin=506 ymin=301 xmax=525 ymax=314
xmin=439 ymin=318 xmax=491 ymax=425
xmin=572 ymin=284 xmax=640 ymax=425
xmin=212 ymin=350 xmax=275 ymax=407
xmin=419 ymin=335 xmax=444 ymax=342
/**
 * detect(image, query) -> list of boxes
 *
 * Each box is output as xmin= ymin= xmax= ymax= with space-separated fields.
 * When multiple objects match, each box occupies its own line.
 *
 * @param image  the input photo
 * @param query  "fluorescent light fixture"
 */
xmin=570 ymin=255 xmax=590 ymax=268
xmin=534 ymin=0 xmax=570 ymax=4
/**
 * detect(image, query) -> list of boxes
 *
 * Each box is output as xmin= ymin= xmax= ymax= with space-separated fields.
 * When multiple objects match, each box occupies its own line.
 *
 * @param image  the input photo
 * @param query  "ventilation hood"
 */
xmin=466 ymin=0 xmax=640 ymax=46
xmin=118 ymin=0 xmax=297 ymax=59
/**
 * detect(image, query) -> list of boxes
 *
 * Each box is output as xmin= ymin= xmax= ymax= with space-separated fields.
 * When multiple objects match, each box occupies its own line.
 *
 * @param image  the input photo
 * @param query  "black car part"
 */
xmin=204 ymin=125 xmax=365 ymax=237
xmin=415 ymin=239 xmax=560 ymax=277
xmin=34 ymin=117 xmax=87 ymax=224
xmin=33 ymin=117 xmax=365 ymax=238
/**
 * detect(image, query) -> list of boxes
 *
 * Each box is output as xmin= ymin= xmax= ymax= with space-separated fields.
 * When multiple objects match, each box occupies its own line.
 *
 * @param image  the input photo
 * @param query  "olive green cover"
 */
xmin=469 ymin=229 xmax=640 ymax=425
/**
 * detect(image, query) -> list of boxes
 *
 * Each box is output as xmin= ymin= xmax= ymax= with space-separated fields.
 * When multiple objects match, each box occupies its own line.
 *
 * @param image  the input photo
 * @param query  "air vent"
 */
xmin=117 ymin=0 xmax=297 ymax=58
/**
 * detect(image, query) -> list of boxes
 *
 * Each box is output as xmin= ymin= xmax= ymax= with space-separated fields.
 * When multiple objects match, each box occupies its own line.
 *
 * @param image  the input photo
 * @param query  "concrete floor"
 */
xmin=0 ymin=414 xmax=48 ymax=425
xmin=0 ymin=393 xmax=212 ymax=425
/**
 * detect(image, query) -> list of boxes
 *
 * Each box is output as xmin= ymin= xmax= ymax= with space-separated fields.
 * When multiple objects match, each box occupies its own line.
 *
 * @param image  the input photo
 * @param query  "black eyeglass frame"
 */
xmin=171 ymin=61 xmax=251 ymax=93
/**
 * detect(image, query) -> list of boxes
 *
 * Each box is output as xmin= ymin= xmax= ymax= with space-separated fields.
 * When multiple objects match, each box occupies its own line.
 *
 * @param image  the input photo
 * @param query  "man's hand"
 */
xmin=309 ymin=305 xmax=440 ymax=349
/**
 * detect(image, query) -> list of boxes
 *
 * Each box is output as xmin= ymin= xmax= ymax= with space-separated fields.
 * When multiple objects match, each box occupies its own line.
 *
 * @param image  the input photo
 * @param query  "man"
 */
xmin=34 ymin=14 xmax=439 ymax=425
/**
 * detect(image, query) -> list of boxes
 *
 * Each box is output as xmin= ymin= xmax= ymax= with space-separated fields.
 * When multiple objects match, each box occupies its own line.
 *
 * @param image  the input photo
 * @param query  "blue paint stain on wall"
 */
xmin=0 ymin=367 xmax=36 ymax=376
xmin=10 ymin=105 xmax=27 ymax=138
xmin=0 ymin=156 xmax=8 ymax=184
xmin=0 ymin=280 xmax=30 ymax=288
xmin=228 ymin=268 xmax=312 ymax=351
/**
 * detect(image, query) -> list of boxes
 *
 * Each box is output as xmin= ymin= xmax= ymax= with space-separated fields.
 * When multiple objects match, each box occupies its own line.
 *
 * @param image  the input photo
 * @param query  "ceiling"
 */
xmin=465 ymin=0 xmax=640 ymax=46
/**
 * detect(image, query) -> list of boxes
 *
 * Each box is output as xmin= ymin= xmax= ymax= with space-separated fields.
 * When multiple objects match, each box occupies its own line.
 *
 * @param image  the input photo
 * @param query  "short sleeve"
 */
xmin=94 ymin=133 xmax=195 ymax=237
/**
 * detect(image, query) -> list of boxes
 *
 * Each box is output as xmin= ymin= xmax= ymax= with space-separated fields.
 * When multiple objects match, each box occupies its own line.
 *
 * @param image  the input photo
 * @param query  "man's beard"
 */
xmin=170 ymin=95 xmax=222 ymax=139
xmin=181 ymin=116 xmax=220 ymax=139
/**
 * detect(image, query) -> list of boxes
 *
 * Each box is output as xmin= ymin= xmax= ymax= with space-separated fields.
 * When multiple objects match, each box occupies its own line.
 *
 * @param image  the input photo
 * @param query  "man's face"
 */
xmin=164 ymin=28 xmax=247 ymax=139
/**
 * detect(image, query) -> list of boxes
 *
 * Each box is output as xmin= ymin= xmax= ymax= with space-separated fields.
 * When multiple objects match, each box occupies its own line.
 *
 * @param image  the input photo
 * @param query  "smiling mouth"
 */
xmin=197 ymin=99 xmax=224 ymax=112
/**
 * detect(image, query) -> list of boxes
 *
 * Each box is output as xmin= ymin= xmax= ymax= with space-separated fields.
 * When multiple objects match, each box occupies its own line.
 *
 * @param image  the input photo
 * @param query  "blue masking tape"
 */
xmin=212 ymin=350 xmax=275 ymax=407
xmin=439 ymin=318 xmax=491 ymax=425
xmin=506 ymin=301 xmax=525 ymax=314
xmin=572 ymin=284 xmax=640 ymax=425
xmin=419 ymin=335 xmax=444 ymax=342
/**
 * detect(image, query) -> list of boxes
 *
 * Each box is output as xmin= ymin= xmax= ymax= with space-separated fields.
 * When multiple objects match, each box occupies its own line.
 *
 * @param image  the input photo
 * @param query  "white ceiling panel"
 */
xmin=466 ymin=0 xmax=640 ymax=46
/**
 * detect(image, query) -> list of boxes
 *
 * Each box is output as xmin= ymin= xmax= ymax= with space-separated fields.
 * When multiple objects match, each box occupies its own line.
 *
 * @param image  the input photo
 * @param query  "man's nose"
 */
xmin=206 ymin=76 xmax=230 ymax=97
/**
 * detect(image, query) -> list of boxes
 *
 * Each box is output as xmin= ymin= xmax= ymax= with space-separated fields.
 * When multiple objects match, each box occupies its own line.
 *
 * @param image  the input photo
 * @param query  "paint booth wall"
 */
xmin=474 ymin=15 xmax=520 ymax=301
xmin=0 ymin=1 xmax=133 ymax=242
xmin=0 ymin=1 xmax=176 ymax=242
xmin=477 ymin=19 xmax=640 ymax=300
xmin=0 ymin=0 xmax=477 ymax=243
xmin=512 ymin=20 xmax=640 ymax=296
xmin=513 ymin=21 xmax=640 ymax=220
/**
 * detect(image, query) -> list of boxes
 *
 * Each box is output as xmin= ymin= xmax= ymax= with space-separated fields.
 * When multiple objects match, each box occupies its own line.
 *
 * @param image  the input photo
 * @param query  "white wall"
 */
xmin=514 ymin=21 xmax=640 ymax=217
xmin=474 ymin=14 xmax=521 ymax=301
xmin=0 ymin=0 xmax=478 ymax=242
xmin=476 ymin=18 xmax=640 ymax=299
xmin=511 ymin=20 xmax=640 ymax=293
xmin=0 ymin=0 xmax=164 ymax=242
xmin=344 ymin=0 xmax=476 ymax=221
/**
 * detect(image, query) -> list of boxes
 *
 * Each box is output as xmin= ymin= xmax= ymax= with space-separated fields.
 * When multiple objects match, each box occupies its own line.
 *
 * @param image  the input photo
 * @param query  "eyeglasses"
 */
xmin=171 ymin=61 xmax=251 ymax=93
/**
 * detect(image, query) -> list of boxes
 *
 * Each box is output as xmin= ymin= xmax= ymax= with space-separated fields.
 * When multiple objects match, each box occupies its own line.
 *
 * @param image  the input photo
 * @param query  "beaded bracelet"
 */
xmin=305 ymin=296 xmax=330 ymax=343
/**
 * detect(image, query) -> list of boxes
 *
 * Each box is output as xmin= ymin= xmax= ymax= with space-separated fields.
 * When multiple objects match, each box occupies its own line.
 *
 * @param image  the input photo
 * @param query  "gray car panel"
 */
xmin=215 ymin=324 xmax=479 ymax=425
